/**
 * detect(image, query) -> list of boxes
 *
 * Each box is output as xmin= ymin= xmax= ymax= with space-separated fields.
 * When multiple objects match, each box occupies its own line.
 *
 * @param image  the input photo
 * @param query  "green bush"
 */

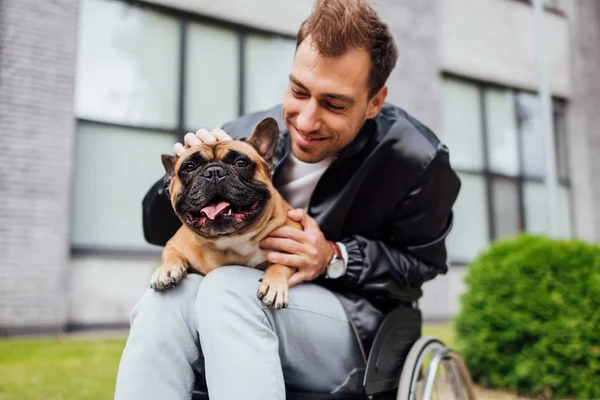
xmin=455 ymin=234 xmax=600 ymax=399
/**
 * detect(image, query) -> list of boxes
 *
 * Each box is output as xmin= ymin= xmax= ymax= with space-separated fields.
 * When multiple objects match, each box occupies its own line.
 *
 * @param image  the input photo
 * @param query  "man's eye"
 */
xmin=327 ymin=103 xmax=345 ymax=111
xmin=292 ymin=88 xmax=308 ymax=97
xmin=234 ymin=159 xmax=248 ymax=168
xmin=182 ymin=163 xmax=196 ymax=173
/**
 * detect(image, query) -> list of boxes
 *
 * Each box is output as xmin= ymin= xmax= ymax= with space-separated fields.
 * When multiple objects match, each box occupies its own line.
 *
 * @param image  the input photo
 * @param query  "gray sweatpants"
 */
xmin=114 ymin=266 xmax=365 ymax=400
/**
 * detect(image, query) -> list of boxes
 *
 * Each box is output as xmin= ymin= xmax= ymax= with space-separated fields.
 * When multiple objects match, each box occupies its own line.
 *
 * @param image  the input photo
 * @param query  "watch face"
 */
xmin=327 ymin=259 xmax=345 ymax=279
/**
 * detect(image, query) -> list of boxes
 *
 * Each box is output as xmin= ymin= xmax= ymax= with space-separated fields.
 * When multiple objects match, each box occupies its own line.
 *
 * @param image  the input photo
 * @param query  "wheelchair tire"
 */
xmin=396 ymin=336 xmax=475 ymax=400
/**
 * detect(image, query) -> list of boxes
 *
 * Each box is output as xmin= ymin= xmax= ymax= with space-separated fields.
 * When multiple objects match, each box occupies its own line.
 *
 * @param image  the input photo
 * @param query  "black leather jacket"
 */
xmin=141 ymin=103 xmax=461 ymax=359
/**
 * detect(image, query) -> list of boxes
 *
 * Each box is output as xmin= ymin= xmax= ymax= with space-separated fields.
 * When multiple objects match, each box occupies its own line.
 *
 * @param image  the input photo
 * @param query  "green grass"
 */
xmin=0 ymin=324 xmax=454 ymax=400
xmin=422 ymin=323 xmax=456 ymax=348
xmin=0 ymin=337 xmax=126 ymax=400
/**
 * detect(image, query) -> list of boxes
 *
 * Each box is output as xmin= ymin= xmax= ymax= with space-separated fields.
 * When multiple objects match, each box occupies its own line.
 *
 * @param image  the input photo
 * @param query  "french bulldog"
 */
xmin=149 ymin=117 xmax=299 ymax=309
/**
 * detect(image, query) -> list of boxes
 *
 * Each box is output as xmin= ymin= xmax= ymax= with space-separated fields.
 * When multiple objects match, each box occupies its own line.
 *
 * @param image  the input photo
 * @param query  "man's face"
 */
xmin=282 ymin=37 xmax=387 ymax=163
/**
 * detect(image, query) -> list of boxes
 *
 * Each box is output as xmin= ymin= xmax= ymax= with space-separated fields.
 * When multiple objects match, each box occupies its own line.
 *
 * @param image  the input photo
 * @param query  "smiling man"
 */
xmin=114 ymin=0 xmax=460 ymax=399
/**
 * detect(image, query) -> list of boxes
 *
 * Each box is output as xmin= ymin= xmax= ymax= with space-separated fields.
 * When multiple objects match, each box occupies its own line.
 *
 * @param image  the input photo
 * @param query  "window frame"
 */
xmin=72 ymin=0 xmax=296 ymax=256
xmin=510 ymin=0 xmax=566 ymax=16
xmin=443 ymin=73 xmax=571 ymax=265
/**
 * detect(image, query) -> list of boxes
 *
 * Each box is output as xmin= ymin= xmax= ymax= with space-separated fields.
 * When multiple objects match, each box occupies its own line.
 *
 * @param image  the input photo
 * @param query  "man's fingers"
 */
xmin=184 ymin=132 xmax=202 ymax=148
xmin=266 ymin=226 xmax=307 ymax=241
xmin=288 ymin=209 xmax=317 ymax=231
xmin=267 ymin=252 xmax=303 ymax=268
xmin=210 ymin=129 xmax=232 ymax=141
xmin=260 ymin=237 xmax=304 ymax=254
xmin=196 ymin=129 xmax=217 ymax=144
xmin=287 ymin=208 xmax=304 ymax=222
xmin=173 ymin=142 xmax=185 ymax=157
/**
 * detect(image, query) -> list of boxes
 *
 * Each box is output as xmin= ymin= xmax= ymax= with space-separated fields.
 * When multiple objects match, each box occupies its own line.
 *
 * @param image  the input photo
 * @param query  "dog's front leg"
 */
xmin=150 ymin=243 xmax=189 ymax=290
xmin=257 ymin=264 xmax=296 ymax=309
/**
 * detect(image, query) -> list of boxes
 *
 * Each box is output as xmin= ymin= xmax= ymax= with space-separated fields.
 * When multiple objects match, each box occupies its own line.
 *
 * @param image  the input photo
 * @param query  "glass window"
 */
xmin=186 ymin=23 xmax=239 ymax=131
xmin=517 ymin=92 xmax=546 ymax=179
xmin=440 ymin=77 xmax=573 ymax=262
xmin=446 ymin=173 xmax=490 ymax=262
xmin=485 ymin=88 xmax=519 ymax=176
xmin=554 ymin=107 xmax=570 ymax=182
xmin=440 ymin=78 xmax=484 ymax=171
xmin=244 ymin=35 xmax=296 ymax=114
xmin=491 ymin=177 xmax=521 ymax=239
xmin=71 ymin=123 xmax=176 ymax=249
xmin=75 ymin=0 xmax=179 ymax=127
xmin=523 ymin=182 xmax=572 ymax=238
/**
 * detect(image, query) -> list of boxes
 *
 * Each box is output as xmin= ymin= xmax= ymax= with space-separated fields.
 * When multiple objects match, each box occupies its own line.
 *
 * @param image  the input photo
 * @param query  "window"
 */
xmin=71 ymin=124 xmax=175 ymax=250
xmin=72 ymin=0 xmax=296 ymax=252
xmin=244 ymin=35 xmax=296 ymax=114
xmin=441 ymin=76 xmax=571 ymax=264
xmin=185 ymin=23 xmax=240 ymax=130
xmin=75 ymin=0 xmax=180 ymax=128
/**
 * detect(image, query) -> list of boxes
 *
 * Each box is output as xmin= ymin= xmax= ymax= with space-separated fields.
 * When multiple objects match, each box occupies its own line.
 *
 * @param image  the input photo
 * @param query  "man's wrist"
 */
xmin=325 ymin=241 xmax=348 ymax=279
xmin=327 ymin=240 xmax=341 ymax=262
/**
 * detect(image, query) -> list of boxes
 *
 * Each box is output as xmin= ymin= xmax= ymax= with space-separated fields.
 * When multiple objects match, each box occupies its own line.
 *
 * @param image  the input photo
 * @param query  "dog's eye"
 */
xmin=182 ymin=162 xmax=196 ymax=173
xmin=234 ymin=159 xmax=248 ymax=168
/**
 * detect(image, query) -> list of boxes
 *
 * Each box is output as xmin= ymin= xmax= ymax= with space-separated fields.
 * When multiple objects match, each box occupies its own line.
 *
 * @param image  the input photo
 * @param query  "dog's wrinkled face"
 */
xmin=162 ymin=118 xmax=279 ymax=238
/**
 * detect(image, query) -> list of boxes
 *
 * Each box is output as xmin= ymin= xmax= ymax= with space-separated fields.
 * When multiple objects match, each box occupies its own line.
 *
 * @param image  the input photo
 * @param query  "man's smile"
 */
xmin=291 ymin=124 xmax=328 ymax=149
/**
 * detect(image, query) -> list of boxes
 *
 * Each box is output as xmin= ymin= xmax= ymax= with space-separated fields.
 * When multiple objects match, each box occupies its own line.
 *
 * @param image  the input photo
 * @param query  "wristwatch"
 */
xmin=325 ymin=241 xmax=347 ymax=279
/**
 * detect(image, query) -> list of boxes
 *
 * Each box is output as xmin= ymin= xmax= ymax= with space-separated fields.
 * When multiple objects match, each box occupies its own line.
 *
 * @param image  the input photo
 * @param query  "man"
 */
xmin=114 ymin=0 xmax=460 ymax=398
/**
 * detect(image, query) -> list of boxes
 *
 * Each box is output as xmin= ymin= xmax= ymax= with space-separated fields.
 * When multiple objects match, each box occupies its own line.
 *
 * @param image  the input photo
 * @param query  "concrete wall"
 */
xmin=68 ymin=256 xmax=158 ymax=326
xmin=563 ymin=0 xmax=600 ymax=242
xmin=440 ymin=0 xmax=572 ymax=98
xmin=0 ymin=0 xmax=79 ymax=333
xmin=378 ymin=0 xmax=441 ymax=131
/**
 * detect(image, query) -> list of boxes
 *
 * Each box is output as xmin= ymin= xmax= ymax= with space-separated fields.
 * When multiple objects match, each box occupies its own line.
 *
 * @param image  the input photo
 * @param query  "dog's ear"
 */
xmin=246 ymin=117 xmax=279 ymax=164
xmin=161 ymin=154 xmax=178 ymax=181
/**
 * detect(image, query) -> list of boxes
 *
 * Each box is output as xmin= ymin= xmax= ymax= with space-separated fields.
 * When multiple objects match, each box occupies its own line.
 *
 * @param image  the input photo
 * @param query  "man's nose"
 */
xmin=296 ymin=100 xmax=321 ymax=133
xmin=202 ymin=164 xmax=229 ymax=181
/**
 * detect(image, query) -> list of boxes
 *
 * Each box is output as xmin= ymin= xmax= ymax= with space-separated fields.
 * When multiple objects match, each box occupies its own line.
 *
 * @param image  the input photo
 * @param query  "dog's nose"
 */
xmin=202 ymin=165 xmax=229 ymax=181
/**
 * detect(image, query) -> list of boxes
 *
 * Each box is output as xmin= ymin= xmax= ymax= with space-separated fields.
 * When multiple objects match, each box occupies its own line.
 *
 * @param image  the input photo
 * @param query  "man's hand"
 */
xmin=260 ymin=209 xmax=335 ymax=287
xmin=173 ymin=128 xmax=232 ymax=156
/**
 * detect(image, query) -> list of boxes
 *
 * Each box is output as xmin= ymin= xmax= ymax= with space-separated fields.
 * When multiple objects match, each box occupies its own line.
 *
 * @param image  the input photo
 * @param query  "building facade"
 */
xmin=1 ymin=0 xmax=598 ymax=333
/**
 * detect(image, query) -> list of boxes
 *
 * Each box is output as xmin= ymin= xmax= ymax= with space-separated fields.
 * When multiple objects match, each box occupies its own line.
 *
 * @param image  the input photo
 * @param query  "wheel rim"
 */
xmin=403 ymin=341 xmax=475 ymax=400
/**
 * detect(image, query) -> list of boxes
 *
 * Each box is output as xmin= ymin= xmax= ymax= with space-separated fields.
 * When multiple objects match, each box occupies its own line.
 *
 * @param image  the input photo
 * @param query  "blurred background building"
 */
xmin=1 ymin=0 xmax=599 ymax=334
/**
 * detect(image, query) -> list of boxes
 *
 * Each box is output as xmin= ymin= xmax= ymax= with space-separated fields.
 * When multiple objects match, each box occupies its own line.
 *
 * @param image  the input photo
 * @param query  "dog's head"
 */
xmin=161 ymin=118 xmax=279 ymax=238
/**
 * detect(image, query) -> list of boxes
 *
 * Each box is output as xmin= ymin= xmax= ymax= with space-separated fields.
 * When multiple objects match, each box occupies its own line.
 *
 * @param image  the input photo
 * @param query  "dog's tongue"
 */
xmin=201 ymin=202 xmax=230 ymax=220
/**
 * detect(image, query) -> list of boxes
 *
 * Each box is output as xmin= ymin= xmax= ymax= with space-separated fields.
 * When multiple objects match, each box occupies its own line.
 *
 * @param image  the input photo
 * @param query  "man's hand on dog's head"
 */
xmin=173 ymin=128 xmax=232 ymax=156
xmin=260 ymin=209 xmax=335 ymax=287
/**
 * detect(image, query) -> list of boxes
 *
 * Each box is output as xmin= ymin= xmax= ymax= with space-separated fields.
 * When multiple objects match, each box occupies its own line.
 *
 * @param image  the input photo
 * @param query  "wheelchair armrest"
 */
xmin=362 ymin=306 xmax=422 ymax=396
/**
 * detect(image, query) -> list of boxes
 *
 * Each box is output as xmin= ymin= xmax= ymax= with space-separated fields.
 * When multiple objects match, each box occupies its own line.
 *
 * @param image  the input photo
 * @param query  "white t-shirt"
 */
xmin=275 ymin=154 xmax=335 ymax=211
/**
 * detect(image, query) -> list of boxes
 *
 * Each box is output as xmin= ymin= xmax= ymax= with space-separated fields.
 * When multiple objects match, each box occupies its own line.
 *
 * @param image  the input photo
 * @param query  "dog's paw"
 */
xmin=150 ymin=264 xmax=188 ymax=290
xmin=257 ymin=273 xmax=289 ymax=310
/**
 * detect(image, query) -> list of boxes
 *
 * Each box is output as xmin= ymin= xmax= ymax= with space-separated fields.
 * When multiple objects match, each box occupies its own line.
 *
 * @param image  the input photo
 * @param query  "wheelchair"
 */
xmin=192 ymin=302 xmax=475 ymax=400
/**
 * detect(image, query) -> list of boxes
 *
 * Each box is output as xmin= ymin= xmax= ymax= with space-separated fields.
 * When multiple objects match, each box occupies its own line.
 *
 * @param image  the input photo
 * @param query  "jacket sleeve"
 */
xmin=142 ymin=175 xmax=181 ymax=246
xmin=337 ymin=149 xmax=461 ymax=296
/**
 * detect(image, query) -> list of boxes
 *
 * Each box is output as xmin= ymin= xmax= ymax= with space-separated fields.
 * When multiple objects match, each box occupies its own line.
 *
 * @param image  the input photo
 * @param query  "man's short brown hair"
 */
xmin=296 ymin=0 xmax=398 ymax=98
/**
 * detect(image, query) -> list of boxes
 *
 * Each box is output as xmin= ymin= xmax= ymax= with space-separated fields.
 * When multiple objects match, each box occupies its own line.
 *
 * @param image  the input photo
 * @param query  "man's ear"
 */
xmin=161 ymin=154 xmax=178 ymax=181
xmin=246 ymin=117 xmax=279 ymax=164
xmin=366 ymin=85 xmax=388 ymax=119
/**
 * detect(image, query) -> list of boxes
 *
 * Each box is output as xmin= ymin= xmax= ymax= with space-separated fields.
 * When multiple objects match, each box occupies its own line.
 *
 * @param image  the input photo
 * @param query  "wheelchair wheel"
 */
xmin=396 ymin=336 xmax=475 ymax=400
